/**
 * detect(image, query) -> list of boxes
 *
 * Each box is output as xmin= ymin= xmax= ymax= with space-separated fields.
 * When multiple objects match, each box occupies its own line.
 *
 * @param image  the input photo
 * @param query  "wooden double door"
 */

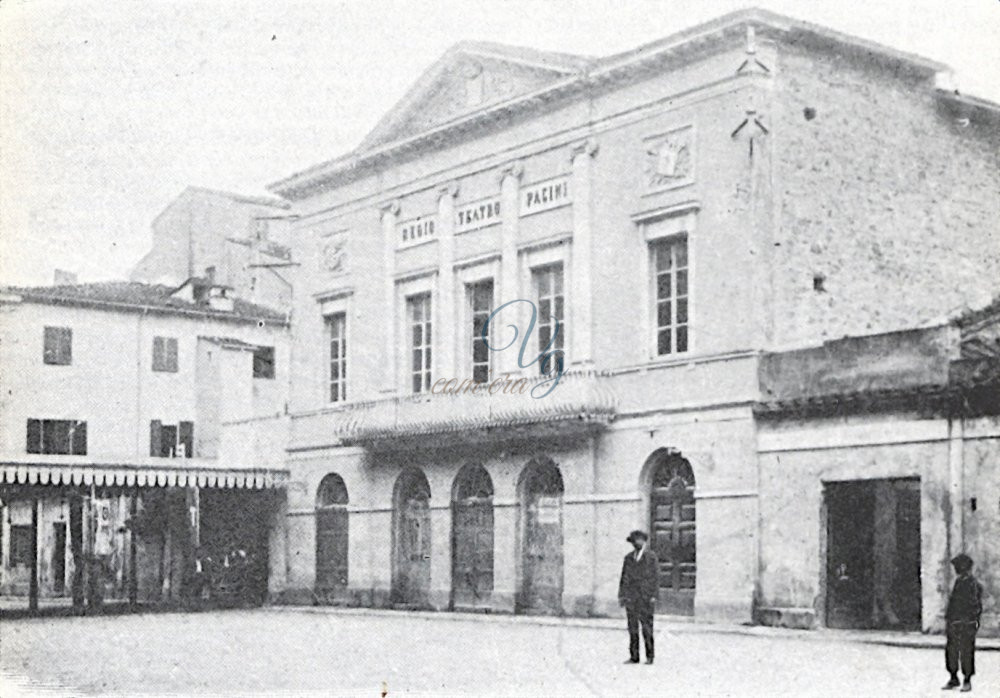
xmin=650 ymin=457 xmax=696 ymax=615
xmin=452 ymin=496 xmax=494 ymax=609
xmin=315 ymin=507 xmax=349 ymax=596
xmin=520 ymin=461 xmax=564 ymax=616
xmin=393 ymin=476 xmax=431 ymax=607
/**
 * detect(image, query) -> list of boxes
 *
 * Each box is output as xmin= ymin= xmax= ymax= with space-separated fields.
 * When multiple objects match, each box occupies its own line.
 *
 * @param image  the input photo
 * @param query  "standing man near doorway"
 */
xmin=619 ymin=530 xmax=659 ymax=664
xmin=942 ymin=553 xmax=984 ymax=692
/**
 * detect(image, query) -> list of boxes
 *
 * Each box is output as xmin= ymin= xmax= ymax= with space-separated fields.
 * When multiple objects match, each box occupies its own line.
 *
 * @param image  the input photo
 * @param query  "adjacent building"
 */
xmin=0 ymin=280 xmax=290 ymax=609
xmin=130 ymin=186 xmax=296 ymax=312
xmin=263 ymin=8 xmax=999 ymax=634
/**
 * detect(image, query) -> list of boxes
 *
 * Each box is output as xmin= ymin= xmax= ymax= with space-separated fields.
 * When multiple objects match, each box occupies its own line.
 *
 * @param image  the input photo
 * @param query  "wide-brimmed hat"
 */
xmin=951 ymin=553 xmax=974 ymax=572
xmin=626 ymin=529 xmax=649 ymax=543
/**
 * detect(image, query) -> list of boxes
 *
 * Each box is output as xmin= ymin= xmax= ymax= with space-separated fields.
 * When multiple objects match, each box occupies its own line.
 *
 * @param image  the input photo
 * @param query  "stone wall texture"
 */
xmin=771 ymin=44 xmax=1000 ymax=349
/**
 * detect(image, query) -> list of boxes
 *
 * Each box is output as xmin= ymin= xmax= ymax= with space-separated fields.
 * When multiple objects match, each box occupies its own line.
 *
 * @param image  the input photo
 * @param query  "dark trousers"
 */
xmin=945 ymin=622 xmax=977 ymax=678
xmin=626 ymin=603 xmax=654 ymax=661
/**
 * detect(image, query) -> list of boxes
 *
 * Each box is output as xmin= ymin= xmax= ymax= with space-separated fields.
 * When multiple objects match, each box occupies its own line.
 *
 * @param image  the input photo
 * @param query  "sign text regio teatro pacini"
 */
xmin=455 ymin=197 xmax=501 ymax=234
xmin=520 ymin=175 xmax=571 ymax=216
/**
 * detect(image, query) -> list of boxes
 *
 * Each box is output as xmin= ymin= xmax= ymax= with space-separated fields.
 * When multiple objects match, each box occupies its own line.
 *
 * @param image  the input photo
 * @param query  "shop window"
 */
xmin=9 ymin=525 xmax=33 ymax=566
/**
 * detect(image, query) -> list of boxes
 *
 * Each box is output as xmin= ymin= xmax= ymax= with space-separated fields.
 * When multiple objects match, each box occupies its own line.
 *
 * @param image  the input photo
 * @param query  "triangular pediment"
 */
xmin=359 ymin=42 xmax=591 ymax=151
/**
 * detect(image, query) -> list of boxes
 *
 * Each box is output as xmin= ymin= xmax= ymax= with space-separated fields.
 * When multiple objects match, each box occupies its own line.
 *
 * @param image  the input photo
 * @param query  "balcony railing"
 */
xmin=292 ymin=368 xmax=617 ymax=449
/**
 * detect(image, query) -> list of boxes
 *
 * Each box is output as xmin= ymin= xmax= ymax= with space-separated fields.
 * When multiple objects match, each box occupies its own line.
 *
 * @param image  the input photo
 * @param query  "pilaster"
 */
xmin=436 ymin=183 xmax=460 ymax=381
xmin=569 ymin=138 xmax=598 ymax=366
xmin=498 ymin=162 xmax=524 ymax=377
xmin=380 ymin=201 xmax=400 ymax=393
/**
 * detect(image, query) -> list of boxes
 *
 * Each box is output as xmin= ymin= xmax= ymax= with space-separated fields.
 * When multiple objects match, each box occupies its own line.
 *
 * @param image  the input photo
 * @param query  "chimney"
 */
xmin=207 ymin=285 xmax=234 ymax=312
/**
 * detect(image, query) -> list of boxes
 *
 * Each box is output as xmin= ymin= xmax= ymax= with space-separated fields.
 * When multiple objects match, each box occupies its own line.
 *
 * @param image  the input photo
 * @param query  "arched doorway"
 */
xmin=451 ymin=463 xmax=494 ymax=610
xmin=392 ymin=468 xmax=431 ymax=607
xmin=315 ymin=473 xmax=349 ymax=599
xmin=518 ymin=458 xmax=564 ymax=615
xmin=647 ymin=450 xmax=696 ymax=615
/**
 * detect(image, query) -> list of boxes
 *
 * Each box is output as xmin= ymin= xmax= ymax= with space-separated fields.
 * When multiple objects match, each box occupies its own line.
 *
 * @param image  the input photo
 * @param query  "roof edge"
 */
xmin=267 ymin=8 xmax=953 ymax=199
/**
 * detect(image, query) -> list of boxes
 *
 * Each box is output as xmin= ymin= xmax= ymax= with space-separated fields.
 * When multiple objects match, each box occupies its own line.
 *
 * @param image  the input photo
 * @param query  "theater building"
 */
xmin=0 ymin=279 xmax=290 ymax=610
xmin=266 ymin=9 xmax=1000 ymax=629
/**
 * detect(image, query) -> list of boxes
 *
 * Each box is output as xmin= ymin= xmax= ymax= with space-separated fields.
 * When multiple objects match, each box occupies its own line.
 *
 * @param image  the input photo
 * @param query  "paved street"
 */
xmin=1 ymin=608 xmax=996 ymax=697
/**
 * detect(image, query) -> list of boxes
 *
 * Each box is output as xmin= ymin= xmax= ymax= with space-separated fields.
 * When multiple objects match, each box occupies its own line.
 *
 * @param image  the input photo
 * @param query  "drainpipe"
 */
xmin=947 ymin=417 xmax=964 ymax=555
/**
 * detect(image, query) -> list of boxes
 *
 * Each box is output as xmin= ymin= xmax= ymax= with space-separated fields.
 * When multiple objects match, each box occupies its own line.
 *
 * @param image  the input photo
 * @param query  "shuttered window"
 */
xmin=152 ymin=336 xmax=179 ymax=372
xmin=150 ymin=420 xmax=194 ymax=457
xmin=26 ymin=419 xmax=87 ymax=455
xmin=43 ymin=327 xmax=72 ymax=365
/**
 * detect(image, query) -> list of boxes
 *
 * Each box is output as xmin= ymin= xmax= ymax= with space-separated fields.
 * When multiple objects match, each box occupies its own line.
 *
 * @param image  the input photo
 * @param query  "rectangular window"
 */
xmin=26 ymin=419 xmax=87 ymax=455
xmin=150 ymin=420 xmax=194 ymax=458
xmin=407 ymin=293 xmax=432 ymax=393
xmin=652 ymin=237 xmax=689 ymax=355
xmin=327 ymin=313 xmax=347 ymax=403
xmin=253 ymin=345 xmax=275 ymax=379
xmin=533 ymin=264 xmax=565 ymax=375
xmin=468 ymin=280 xmax=494 ymax=384
xmin=43 ymin=326 xmax=72 ymax=365
xmin=152 ymin=336 xmax=179 ymax=372
xmin=9 ymin=525 xmax=34 ymax=567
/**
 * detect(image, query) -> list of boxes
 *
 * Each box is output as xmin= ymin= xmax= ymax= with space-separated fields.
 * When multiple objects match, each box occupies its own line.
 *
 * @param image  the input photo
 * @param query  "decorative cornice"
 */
xmin=379 ymin=200 xmax=401 ymax=217
xmin=268 ymin=9 xmax=950 ymax=201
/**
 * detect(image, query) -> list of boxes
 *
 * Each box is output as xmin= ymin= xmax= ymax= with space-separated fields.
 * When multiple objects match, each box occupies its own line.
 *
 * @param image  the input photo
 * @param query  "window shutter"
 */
xmin=150 ymin=420 xmax=162 ymax=457
xmin=71 ymin=421 xmax=87 ymax=455
xmin=26 ymin=419 xmax=41 ymax=454
xmin=179 ymin=421 xmax=194 ymax=459
xmin=43 ymin=328 xmax=56 ymax=364
xmin=167 ymin=339 xmax=178 ymax=372
xmin=152 ymin=337 xmax=163 ymax=370
xmin=62 ymin=328 xmax=72 ymax=364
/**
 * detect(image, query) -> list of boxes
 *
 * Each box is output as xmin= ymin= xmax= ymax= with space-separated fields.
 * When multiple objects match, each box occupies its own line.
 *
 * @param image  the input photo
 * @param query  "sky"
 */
xmin=1 ymin=0 xmax=998 ymax=287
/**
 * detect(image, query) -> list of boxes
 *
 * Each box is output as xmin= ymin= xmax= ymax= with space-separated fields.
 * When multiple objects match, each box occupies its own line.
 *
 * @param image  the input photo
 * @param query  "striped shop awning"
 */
xmin=0 ymin=462 xmax=289 ymax=489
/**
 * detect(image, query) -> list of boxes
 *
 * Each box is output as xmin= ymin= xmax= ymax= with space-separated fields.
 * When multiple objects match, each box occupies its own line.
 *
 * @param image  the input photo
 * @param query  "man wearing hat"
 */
xmin=943 ymin=553 xmax=984 ymax=692
xmin=618 ymin=529 xmax=659 ymax=664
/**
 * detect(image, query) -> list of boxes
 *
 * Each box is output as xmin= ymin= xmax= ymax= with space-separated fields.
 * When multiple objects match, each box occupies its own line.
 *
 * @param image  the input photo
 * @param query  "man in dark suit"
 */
xmin=943 ymin=553 xmax=984 ymax=692
xmin=618 ymin=529 xmax=659 ymax=664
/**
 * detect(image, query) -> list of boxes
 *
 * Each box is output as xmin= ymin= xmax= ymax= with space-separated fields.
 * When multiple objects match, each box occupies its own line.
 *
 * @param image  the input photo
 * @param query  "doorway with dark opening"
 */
xmin=825 ymin=478 xmax=921 ymax=631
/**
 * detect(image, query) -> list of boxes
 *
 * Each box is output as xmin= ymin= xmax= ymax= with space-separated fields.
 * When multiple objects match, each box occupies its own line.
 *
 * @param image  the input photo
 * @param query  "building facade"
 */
xmin=130 ymin=186 xmax=296 ymax=312
xmin=0 ymin=280 xmax=291 ymax=609
xmin=257 ymin=9 xmax=1000 ymax=632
